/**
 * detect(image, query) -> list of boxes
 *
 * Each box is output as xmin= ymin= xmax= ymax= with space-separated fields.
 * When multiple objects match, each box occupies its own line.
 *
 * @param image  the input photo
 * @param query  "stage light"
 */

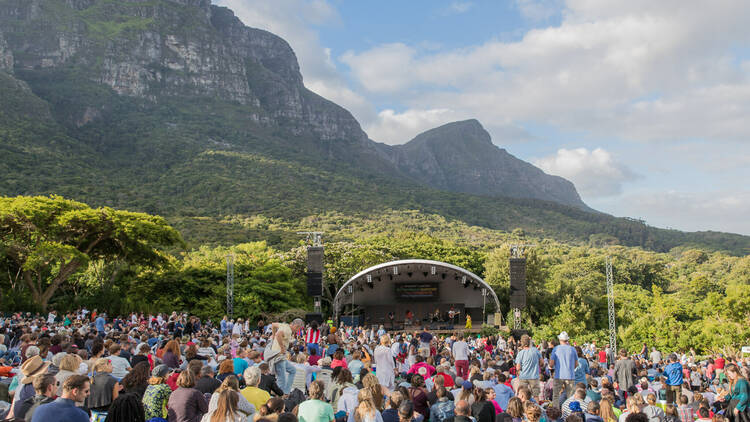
xmin=407 ymin=272 xmax=412 ymax=277
xmin=431 ymin=266 xmax=436 ymax=275
xmin=393 ymin=266 xmax=399 ymax=275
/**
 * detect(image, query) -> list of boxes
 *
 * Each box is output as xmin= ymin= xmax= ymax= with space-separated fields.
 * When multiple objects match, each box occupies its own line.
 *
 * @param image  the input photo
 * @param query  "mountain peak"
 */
xmin=411 ymin=119 xmax=492 ymax=147
xmin=390 ymin=120 xmax=589 ymax=209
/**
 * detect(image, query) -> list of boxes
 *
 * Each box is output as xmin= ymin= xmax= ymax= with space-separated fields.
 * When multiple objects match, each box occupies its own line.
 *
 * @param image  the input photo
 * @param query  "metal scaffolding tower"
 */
xmin=226 ymin=254 xmax=235 ymax=318
xmin=606 ymin=256 xmax=617 ymax=355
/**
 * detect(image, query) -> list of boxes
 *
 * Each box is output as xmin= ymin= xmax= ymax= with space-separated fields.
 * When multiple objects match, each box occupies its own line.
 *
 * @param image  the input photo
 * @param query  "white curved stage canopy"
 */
xmin=332 ymin=259 xmax=500 ymax=326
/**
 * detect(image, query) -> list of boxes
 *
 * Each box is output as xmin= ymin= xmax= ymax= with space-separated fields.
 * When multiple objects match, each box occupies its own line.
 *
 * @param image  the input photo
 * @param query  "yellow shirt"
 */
xmin=241 ymin=386 xmax=271 ymax=411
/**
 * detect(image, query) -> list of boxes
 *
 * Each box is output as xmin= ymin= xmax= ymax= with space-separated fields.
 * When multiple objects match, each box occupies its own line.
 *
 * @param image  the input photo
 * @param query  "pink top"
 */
xmin=331 ymin=358 xmax=348 ymax=369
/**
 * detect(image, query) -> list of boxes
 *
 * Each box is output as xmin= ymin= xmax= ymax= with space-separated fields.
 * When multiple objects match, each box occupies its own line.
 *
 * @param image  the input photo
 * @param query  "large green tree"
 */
xmin=0 ymin=195 xmax=182 ymax=310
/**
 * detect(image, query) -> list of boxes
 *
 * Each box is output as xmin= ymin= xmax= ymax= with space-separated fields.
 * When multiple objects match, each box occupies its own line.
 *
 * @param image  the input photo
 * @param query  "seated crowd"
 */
xmin=0 ymin=310 xmax=747 ymax=422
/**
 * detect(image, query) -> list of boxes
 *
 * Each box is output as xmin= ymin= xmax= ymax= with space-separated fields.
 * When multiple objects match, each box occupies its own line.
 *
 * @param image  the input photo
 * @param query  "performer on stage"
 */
xmin=448 ymin=306 xmax=459 ymax=325
xmin=387 ymin=311 xmax=395 ymax=329
xmin=405 ymin=309 xmax=414 ymax=325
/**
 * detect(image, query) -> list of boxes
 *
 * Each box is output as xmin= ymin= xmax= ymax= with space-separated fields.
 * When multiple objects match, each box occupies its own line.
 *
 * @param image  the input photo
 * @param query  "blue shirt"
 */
xmin=233 ymin=357 xmax=249 ymax=376
xmin=551 ymin=344 xmax=578 ymax=380
xmin=31 ymin=398 xmax=88 ymax=422
xmin=95 ymin=316 xmax=106 ymax=332
xmin=575 ymin=357 xmax=590 ymax=384
xmin=517 ymin=347 xmax=542 ymax=379
xmin=664 ymin=362 xmax=683 ymax=386
xmin=493 ymin=382 xmax=515 ymax=410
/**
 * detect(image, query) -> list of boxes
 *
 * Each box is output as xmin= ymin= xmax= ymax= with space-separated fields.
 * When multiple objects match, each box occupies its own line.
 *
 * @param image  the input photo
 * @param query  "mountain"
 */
xmin=0 ymin=0 xmax=748 ymax=255
xmin=386 ymin=120 xmax=588 ymax=209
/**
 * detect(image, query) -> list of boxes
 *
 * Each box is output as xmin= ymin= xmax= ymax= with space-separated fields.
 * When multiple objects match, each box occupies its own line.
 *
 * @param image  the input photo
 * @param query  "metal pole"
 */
xmin=482 ymin=288 xmax=487 ymax=323
xmin=606 ymin=257 xmax=617 ymax=355
xmin=226 ymin=254 xmax=234 ymax=319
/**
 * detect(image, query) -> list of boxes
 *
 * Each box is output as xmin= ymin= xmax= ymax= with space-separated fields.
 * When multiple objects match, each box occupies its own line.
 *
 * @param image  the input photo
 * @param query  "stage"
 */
xmin=333 ymin=259 xmax=501 ymax=329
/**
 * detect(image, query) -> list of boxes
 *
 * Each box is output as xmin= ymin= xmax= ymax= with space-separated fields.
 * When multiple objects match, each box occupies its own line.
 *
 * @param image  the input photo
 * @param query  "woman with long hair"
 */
xmin=362 ymin=373 xmax=386 ymax=411
xmin=471 ymin=387 xmax=495 ymax=422
xmin=104 ymin=392 xmax=146 ymax=422
xmin=207 ymin=375 xmax=256 ymax=418
xmin=506 ymin=397 xmax=524 ymax=422
xmin=121 ymin=361 xmax=150 ymax=399
xmin=162 ymin=339 xmax=182 ymax=369
xmin=408 ymin=374 xmax=429 ymax=420
xmin=599 ymin=398 xmax=618 ymax=422
xmin=202 ymin=389 xmax=243 ymax=422
xmin=374 ymin=335 xmax=395 ymax=391
xmin=723 ymin=364 xmax=749 ymax=422
xmin=351 ymin=388 xmax=383 ymax=422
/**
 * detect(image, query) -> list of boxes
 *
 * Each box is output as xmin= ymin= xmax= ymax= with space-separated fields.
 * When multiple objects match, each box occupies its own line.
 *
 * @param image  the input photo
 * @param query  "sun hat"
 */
xmin=20 ymin=356 xmax=51 ymax=384
xmin=151 ymin=364 xmax=170 ymax=378
xmin=558 ymin=332 xmax=570 ymax=341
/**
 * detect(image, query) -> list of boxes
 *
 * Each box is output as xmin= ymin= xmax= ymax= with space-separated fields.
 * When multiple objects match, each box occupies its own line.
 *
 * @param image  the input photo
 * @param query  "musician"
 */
xmin=405 ymin=309 xmax=414 ymax=325
xmin=448 ymin=306 xmax=459 ymax=325
xmin=432 ymin=308 xmax=441 ymax=322
xmin=388 ymin=311 xmax=395 ymax=329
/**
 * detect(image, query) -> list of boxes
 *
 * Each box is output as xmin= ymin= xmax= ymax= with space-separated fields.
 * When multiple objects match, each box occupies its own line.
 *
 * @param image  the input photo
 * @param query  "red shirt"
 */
xmin=434 ymin=372 xmax=455 ymax=387
xmin=715 ymin=357 xmax=725 ymax=369
xmin=598 ymin=350 xmax=607 ymax=363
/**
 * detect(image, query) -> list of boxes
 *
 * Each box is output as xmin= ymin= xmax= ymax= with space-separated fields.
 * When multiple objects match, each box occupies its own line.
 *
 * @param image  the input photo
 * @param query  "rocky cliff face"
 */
xmin=387 ymin=120 xmax=589 ymax=209
xmin=0 ymin=0 xmax=588 ymax=210
xmin=0 ymin=31 xmax=13 ymax=71
xmin=0 ymin=0 xmax=369 ymax=143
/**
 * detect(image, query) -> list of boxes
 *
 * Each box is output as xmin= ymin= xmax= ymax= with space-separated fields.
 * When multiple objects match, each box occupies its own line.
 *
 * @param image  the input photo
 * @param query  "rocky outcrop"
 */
xmin=387 ymin=120 xmax=589 ymax=209
xmin=0 ymin=0 xmax=370 ymax=143
xmin=0 ymin=31 xmax=12 ymax=71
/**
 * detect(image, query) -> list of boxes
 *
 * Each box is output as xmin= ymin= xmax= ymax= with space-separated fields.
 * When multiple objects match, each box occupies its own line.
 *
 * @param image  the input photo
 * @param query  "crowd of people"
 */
xmin=0 ymin=310 xmax=747 ymax=422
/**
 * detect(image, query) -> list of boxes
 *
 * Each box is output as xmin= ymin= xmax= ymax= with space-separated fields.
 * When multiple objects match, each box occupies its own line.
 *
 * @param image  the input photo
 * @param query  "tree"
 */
xmin=0 ymin=195 xmax=182 ymax=310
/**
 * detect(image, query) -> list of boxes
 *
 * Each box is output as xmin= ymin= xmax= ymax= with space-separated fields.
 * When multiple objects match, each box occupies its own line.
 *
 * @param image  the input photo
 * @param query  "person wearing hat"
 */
xmin=6 ymin=355 xmax=51 ymax=419
xmin=550 ymin=331 xmax=578 ymax=407
xmin=143 ymin=364 xmax=173 ymax=420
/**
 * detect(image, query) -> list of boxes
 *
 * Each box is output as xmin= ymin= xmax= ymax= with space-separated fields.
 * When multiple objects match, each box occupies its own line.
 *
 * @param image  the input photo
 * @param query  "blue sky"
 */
xmin=215 ymin=0 xmax=750 ymax=236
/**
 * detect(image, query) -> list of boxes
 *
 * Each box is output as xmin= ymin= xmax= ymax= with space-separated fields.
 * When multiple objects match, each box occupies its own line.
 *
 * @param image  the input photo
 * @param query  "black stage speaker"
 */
xmin=305 ymin=313 xmax=324 ymax=325
xmin=307 ymin=246 xmax=324 ymax=296
xmin=509 ymin=257 xmax=527 ymax=309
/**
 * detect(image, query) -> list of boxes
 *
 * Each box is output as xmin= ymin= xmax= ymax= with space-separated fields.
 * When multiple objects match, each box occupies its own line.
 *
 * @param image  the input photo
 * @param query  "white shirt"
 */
xmin=109 ymin=355 xmax=131 ymax=379
xmin=452 ymin=341 xmax=470 ymax=361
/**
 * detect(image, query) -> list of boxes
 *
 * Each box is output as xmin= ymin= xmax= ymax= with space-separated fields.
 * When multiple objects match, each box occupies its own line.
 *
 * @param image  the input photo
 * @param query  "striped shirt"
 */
xmin=306 ymin=329 xmax=320 ymax=344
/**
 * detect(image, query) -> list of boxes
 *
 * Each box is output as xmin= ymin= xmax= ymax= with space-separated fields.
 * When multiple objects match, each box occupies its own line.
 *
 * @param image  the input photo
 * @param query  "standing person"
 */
xmin=650 ymin=348 xmax=662 ymax=367
xmin=550 ymin=332 xmax=578 ymax=407
xmin=31 ymin=375 xmax=91 ymax=422
xmin=664 ymin=354 xmax=684 ymax=405
xmin=298 ymin=380 xmax=335 ymax=422
xmin=167 ymin=370 xmax=209 ymax=422
xmin=465 ymin=316 xmax=472 ymax=330
xmin=614 ymin=350 xmax=636 ymax=393
xmin=375 ymin=335 xmax=396 ymax=391
xmin=418 ymin=328 xmax=433 ymax=359
xmin=452 ymin=335 xmax=470 ymax=381
xmin=722 ymin=364 xmax=749 ymax=422
xmin=265 ymin=319 xmax=304 ymax=395
xmin=307 ymin=322 xmax=322 ymax=356
xmin=516 ymin=335 xmax=543 ymax=401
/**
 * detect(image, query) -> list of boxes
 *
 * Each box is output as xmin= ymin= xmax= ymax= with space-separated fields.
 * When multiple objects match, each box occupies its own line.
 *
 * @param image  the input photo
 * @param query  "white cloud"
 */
xmin=515 ymin=0 xmax=561 ymax=22
xmin=339 ymin=0 xmax=750 ymax=144
xmin=444 ymin=2 xmax=474 ymax=15
xmin=601 ymin=191 xmax=750 ymax=235
xmin=534 ymin=148 xmax=638 ymax=197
